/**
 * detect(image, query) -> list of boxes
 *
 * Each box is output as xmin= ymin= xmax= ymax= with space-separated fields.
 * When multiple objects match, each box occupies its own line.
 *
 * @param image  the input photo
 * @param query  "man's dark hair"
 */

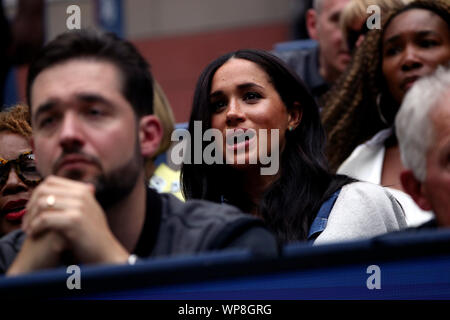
xmin=26 ymin=29 xmax=154 ymax=117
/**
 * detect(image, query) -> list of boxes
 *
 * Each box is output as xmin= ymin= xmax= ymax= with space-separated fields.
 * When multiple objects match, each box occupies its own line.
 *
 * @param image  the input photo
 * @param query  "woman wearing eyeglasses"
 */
xmin=0 ymin=105 xmax=41 ymax=236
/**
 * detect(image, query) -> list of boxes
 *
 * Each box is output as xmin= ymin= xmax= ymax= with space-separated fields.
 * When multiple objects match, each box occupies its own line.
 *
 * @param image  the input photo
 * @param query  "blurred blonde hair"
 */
xmin=145 ymin=80 xmax=175 ymax=179
xmin=340 ymin=0 xmax=414 ymax=41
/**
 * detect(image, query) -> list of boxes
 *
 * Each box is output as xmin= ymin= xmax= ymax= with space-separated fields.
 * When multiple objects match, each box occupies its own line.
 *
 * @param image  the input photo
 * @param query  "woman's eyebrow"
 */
xmin=236 ymin=82 xmax=264 ymax=90
xmin=209 ymin=90 xmax=224 ymax=99
xmin=210 ymin=82 xmax=264 ymax=98
xmin=385 ymin=30 xmax=441 ymax=45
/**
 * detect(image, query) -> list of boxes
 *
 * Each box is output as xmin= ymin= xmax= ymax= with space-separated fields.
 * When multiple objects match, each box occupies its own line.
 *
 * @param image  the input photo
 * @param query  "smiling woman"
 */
xmin=0 ymin=104 xmax=41 ymax=236
xmin=322 ymin=0 xmax=450 ymax=227
xmin=182 ymin=49 xmax=407 ymax=244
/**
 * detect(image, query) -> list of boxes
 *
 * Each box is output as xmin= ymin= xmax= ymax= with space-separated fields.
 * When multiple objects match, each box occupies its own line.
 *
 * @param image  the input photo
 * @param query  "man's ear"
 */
xmin=288 ymin=102 xmax=303 ymax=130
xmin=400 ymin=170 xmax=432 ymax=211
xmin=139 ymin=115 xmax=163 ymax=158
xmin=306 ymin=8 xmax=318 ymax=40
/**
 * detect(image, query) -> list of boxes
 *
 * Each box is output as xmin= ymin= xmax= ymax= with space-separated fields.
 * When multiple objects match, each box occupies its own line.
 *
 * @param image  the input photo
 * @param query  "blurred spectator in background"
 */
xmin=290 ymin=0 xmax=314 ymax=40
xmin=148 ymin=80 xmax=183 ymax=200
xmin=397 ymin=65 xmax=450 ymax=229
xmin=1 ymin=0 xmax=44 ymax=108
xmin=275 ymin=0 xmax=351 ymax=106
xmin=0 ymin=104 xmax=40 ymax=237
xmin=322 ymin=0 xmax=450 ymax=226
xmin=340 ymin=0 xmax=413 ymax=53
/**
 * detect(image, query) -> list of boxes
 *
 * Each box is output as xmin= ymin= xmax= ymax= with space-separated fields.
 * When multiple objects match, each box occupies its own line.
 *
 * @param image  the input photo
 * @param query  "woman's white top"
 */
xmin=337 ymin=128 xmax=433 ymax=227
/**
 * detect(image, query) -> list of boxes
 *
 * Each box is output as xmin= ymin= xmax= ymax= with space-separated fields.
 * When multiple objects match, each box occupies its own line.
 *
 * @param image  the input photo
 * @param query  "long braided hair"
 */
xmin=321 ymin=0 xmax=450 ymax=172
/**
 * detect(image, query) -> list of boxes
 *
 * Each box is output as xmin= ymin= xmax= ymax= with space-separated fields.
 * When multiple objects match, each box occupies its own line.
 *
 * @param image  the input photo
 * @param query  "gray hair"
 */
xmin=396 ymin=65 xmax=450 ymax=182
xmin=313 ymin=0 xmax=324 ymax=13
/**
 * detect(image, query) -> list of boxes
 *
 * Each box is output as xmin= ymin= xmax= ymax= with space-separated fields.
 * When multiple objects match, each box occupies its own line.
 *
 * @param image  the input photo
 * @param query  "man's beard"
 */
xmin=94 ymin=147 xmax=142 ymax=210
xmin=54 ymin=140 xmax=143 ymax=210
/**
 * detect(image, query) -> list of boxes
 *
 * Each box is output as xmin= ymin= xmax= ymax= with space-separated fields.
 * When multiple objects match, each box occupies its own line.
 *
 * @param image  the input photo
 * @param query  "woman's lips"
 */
xmin=401 ymin=75 xmax=420 ymax=91
xmin=1 ymin=199 xmax=29 ymax=222
xmin=226 ymin=129 xmax=257 ymax=151
xmin=226 ymin=135 xmax=256 ymax=151
xmin=4 ymin=208 xmax=27 ymax=221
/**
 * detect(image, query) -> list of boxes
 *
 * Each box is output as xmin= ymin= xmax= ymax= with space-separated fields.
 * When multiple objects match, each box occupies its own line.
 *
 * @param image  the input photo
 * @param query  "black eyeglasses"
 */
xmin=0 ymin=151 xmax=42 ymax=188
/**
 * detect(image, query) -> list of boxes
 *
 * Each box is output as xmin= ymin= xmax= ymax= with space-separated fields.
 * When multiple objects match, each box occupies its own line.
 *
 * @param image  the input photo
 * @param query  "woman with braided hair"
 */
xmin=322 ymin=0 xmax=450 ymax=226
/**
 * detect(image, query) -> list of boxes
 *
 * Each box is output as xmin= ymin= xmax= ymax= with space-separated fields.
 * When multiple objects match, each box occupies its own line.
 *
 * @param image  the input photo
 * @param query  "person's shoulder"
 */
xmin=154 ymin=193 xmax=278 ymax=257
xmin=340 ymin=181 xmax=397 ymax=201
xmin=0 ymin=229 xmax=25 ymax=249
xmin=160 ymin=193 xmax=257 ymax=225
xmin=0 ymin=230 xmax=25 ymax=274
xmin=338 ymin=181 xmax=407 ymax=226
xmin=338 ymin=181 xmax=405 ymax=213
xmin=314 ymin=181 xmax=408 ymax=245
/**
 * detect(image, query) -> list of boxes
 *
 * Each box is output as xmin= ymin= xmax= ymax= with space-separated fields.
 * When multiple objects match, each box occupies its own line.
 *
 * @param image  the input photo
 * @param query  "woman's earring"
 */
xmin=288 ymin=126 xmax=294 ymax=132
xmin=376 ymin=93 xmax=389 ymax=125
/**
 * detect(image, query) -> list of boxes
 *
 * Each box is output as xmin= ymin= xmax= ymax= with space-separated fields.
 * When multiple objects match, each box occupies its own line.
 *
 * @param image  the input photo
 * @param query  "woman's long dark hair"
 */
xmin=181 ymin=49 xmax=354 ymax=243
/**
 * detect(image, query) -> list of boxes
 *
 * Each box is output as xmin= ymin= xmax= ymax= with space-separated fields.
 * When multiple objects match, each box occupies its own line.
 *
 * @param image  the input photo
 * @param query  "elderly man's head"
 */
xmin=396 ymin=65 xmax=450 ymax=226
xmin=307 ymin=0 xmax=351 ymax=83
